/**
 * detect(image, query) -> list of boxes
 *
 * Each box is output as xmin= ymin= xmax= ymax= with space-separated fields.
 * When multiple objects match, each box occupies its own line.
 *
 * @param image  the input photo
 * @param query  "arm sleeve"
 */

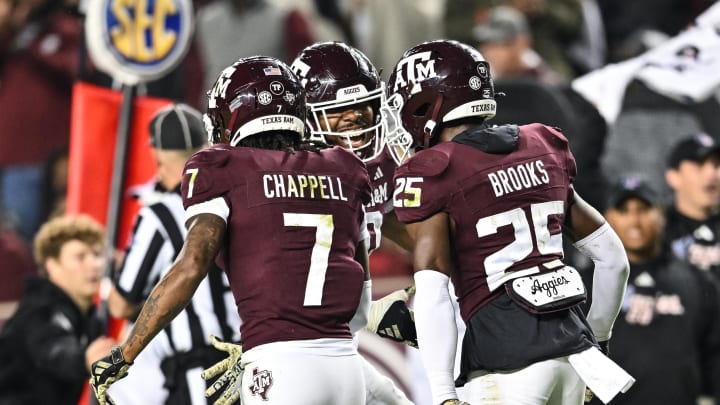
xmin=414 ymin=270 xmax=459 ymax=404
xmin=350 ymin=280 xmax=372 ymax=334
xmin=573 ymin=222 xmax=630 ymax=341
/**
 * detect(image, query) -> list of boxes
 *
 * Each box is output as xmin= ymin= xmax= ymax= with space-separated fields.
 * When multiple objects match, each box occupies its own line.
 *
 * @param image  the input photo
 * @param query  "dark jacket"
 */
xmin=0 ymin=277 xmax=103 ymax=405
xmin=583 ymin=252 xmax=720 ymax=404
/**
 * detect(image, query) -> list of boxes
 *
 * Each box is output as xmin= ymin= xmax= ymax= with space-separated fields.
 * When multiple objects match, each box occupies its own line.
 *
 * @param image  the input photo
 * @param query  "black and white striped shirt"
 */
xmin=115 ymin=190 xmax=240 ymax=356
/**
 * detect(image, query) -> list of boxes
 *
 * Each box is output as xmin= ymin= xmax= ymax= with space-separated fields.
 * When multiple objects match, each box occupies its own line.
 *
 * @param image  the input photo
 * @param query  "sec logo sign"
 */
xmin=86 ymin=0 xmax=193 ymax=85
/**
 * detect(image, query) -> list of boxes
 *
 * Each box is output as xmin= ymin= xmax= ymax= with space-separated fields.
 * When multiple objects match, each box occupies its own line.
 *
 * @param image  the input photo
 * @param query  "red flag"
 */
xmin=67 ymin=81 xmax=171 ymax=405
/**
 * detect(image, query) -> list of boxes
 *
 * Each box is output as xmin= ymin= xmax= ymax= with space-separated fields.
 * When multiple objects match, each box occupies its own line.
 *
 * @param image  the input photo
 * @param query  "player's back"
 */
xmin=182 ymin=144 xmax=371 ymax=351
xmin=394 ymin=123 xmax=576 ymax=320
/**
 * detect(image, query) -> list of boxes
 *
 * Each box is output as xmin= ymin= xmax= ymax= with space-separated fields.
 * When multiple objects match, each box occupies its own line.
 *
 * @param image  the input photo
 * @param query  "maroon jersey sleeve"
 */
xmin=181 ymin=145 xmax=239 ymax=209
xmin=531 ymin=124 xmax=578 ymax=207
xmin=392 ymin=148 xmax=452 ymax=224
xmin=534 ymin=124 xmax=577 ymax=182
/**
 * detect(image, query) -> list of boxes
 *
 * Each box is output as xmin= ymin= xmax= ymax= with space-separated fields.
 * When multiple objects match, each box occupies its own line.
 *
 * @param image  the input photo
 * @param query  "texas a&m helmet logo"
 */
xmin=249 ymin=367 xmax=273 ymax=400
xmin=391 ymin=51 xmax=437 ymax=95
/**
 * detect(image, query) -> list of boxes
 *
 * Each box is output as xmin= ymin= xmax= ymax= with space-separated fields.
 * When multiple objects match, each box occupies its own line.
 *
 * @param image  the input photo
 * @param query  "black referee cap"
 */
xmin=149 ymin=103 xmax=206 ymax=150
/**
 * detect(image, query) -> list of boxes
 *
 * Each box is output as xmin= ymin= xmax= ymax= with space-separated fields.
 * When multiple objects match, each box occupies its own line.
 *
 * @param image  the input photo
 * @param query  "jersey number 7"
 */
xmin=284 ymin=213 xmax=334 ymax=306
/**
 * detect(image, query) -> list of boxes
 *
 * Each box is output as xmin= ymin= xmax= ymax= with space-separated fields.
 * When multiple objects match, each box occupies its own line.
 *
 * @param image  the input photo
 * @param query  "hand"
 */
xmin=85 ymin=336 xmax=118 ymax=372
xmin=366 ymin=285 xmax=418 ymax=348
xmin=202 ymin=335 xmax=245 ymax=405
xmin=585 ymin=340 xmax=611 ymax=402
xmin=90 ymin=346 xmax=132 ymax=405
xmin=440 ymin=400 xmax=471 ymax=405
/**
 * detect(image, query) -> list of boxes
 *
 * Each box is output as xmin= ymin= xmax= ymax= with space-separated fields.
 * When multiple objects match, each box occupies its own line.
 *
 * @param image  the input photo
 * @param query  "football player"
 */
xmin=293 ymin=40 xmax=412 ymax=253
xmin=90 ymin=56 xmax=372 ymax=405
xmin=385 ymin=40 xmax=634 ymax=405
xmin=291 ymin=41 xmax=416 ymax=405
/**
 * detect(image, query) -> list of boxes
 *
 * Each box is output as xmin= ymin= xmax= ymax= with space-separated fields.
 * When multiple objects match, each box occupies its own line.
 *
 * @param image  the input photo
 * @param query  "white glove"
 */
xmin=202 ymin=335 xmax=244 ymax=405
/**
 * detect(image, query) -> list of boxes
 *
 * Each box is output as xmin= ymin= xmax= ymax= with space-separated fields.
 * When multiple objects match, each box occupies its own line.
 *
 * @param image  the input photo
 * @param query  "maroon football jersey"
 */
xmin=363 ymin=148 xmax=397 ymax=251
xmin=181 ymin=144 xmax=372 ymax=351
xmin=393 ymin=124 xmax=577 ymax=321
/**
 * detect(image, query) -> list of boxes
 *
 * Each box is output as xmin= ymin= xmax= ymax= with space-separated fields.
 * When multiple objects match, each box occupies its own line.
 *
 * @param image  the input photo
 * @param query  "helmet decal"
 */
xmin=391 ymin=51 xmax=437 ymax=95
xmin=205 ymin=56 xmax=306 ymax=145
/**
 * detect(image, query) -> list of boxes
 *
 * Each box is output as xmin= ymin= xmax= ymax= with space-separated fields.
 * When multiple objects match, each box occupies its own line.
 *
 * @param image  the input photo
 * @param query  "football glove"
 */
xmin=585 ymin=340 xmax=611 ymax=403
xmin=90 ymin=346 xmax=132 ymax=405
xmin=202 ymin=335 xmax=245 ymax=405
xmin=366 ymin=285 xmax=418 ymax=348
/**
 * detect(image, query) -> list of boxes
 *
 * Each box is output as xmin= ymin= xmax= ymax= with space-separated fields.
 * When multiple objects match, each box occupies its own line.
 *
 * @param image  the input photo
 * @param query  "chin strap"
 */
xmin=423 ymin=93 xmax=445 ymax=149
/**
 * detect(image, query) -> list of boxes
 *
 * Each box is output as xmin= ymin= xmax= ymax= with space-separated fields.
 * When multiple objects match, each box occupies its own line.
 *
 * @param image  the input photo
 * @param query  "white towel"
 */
xmin=572 ymin=2 xmax=720 ymax=125
xmin=567 ymin=347 xmax=635 ymax=404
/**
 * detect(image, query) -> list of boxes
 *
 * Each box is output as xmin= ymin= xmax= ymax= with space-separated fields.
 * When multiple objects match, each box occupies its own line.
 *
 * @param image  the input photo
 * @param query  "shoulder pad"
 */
xmin=404 ymin=149 xmax=450 ymax=177
xmin=181 ymin=146 xmax=233 ymax=207
xmin=522 ymin=123 xmax=570 ymax=147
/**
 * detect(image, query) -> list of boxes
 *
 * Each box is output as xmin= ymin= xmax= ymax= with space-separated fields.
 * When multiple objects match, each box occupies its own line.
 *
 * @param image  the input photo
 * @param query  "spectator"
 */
xmin=664 ymin=133 xmax=720 ymax=280
xmin=566 ymin=0 xmax=607 ymax=75
xmin=0 ymin=214 xmax=116 ymax=404
xmin=508 ymin=0 xmax=584 ymax=83
xmin=585 ymin=174 xmax=720 ymax=404
xmin=195 ymin=0 xmax=314 ymax=102
xmin=106 ymin=103 xmax=241 ymax=404
xmin=269 ymin=0 xmax=351 ymax=44
xmin=0 ymin=207 xmax=35 ymax=331
xmin=446 ymin=0 xmax=584 ymax=83
xmin=345 ymin=0 xmax=442 ymax=77
xmin=474 ymin=5 xmax=561 ymax=85
xmin=599 ymin=0 xmax=715 ymax=63
xmin=39 ymin=147 xmax=69 ymax=224
xmin=0 ymin=0 xmax=84 ymax=241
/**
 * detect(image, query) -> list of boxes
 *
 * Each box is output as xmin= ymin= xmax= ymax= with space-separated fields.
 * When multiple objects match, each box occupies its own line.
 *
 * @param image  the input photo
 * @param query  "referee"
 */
xmin=107 ymin=103 xmax=241 ymax=404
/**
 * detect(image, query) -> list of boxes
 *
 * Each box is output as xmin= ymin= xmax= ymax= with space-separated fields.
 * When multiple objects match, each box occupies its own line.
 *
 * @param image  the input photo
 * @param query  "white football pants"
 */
xmin=241 ymin=351 xmax=366 ymax=405
xmin=465 ymin=357 xmax=585 ymax=405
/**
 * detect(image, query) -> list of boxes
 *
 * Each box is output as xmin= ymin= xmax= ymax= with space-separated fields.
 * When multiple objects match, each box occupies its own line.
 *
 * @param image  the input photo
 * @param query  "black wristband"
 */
xmin=110 ymin=346 xmax=126 ymax=365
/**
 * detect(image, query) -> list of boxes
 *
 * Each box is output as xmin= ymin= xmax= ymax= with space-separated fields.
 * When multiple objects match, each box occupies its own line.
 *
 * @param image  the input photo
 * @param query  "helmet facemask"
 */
xmin=306 ymin=83 xmax=385 ymax=162
xmin=382 ymin=93 xmax=414 ymax=166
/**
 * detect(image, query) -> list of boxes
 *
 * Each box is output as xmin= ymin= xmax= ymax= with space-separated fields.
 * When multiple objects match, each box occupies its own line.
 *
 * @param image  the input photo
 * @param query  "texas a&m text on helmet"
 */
xmin=383 ymin=40 xmax=497 ymax=165
xmin=204 ymin=56 xmax=306 ymax=146
xmin=291 ymin=42 xmax=385 ymax=162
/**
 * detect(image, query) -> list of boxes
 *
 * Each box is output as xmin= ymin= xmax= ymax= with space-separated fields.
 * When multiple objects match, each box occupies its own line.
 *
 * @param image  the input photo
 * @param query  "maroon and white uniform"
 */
xmin=394 ymin=123 xmax=574 ymax=319
xmin=394 ymin=124 xmax=595 ymax=376
xmin=363 ymin=148 xmax=398 ymax=252
xmin=181 ymin=144 xmax=371 ymax=352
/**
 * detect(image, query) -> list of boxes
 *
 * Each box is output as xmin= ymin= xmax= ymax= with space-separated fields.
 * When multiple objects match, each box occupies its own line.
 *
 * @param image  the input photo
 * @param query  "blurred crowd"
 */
xmin=1 ymin=0 xmax=720 ymax=404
